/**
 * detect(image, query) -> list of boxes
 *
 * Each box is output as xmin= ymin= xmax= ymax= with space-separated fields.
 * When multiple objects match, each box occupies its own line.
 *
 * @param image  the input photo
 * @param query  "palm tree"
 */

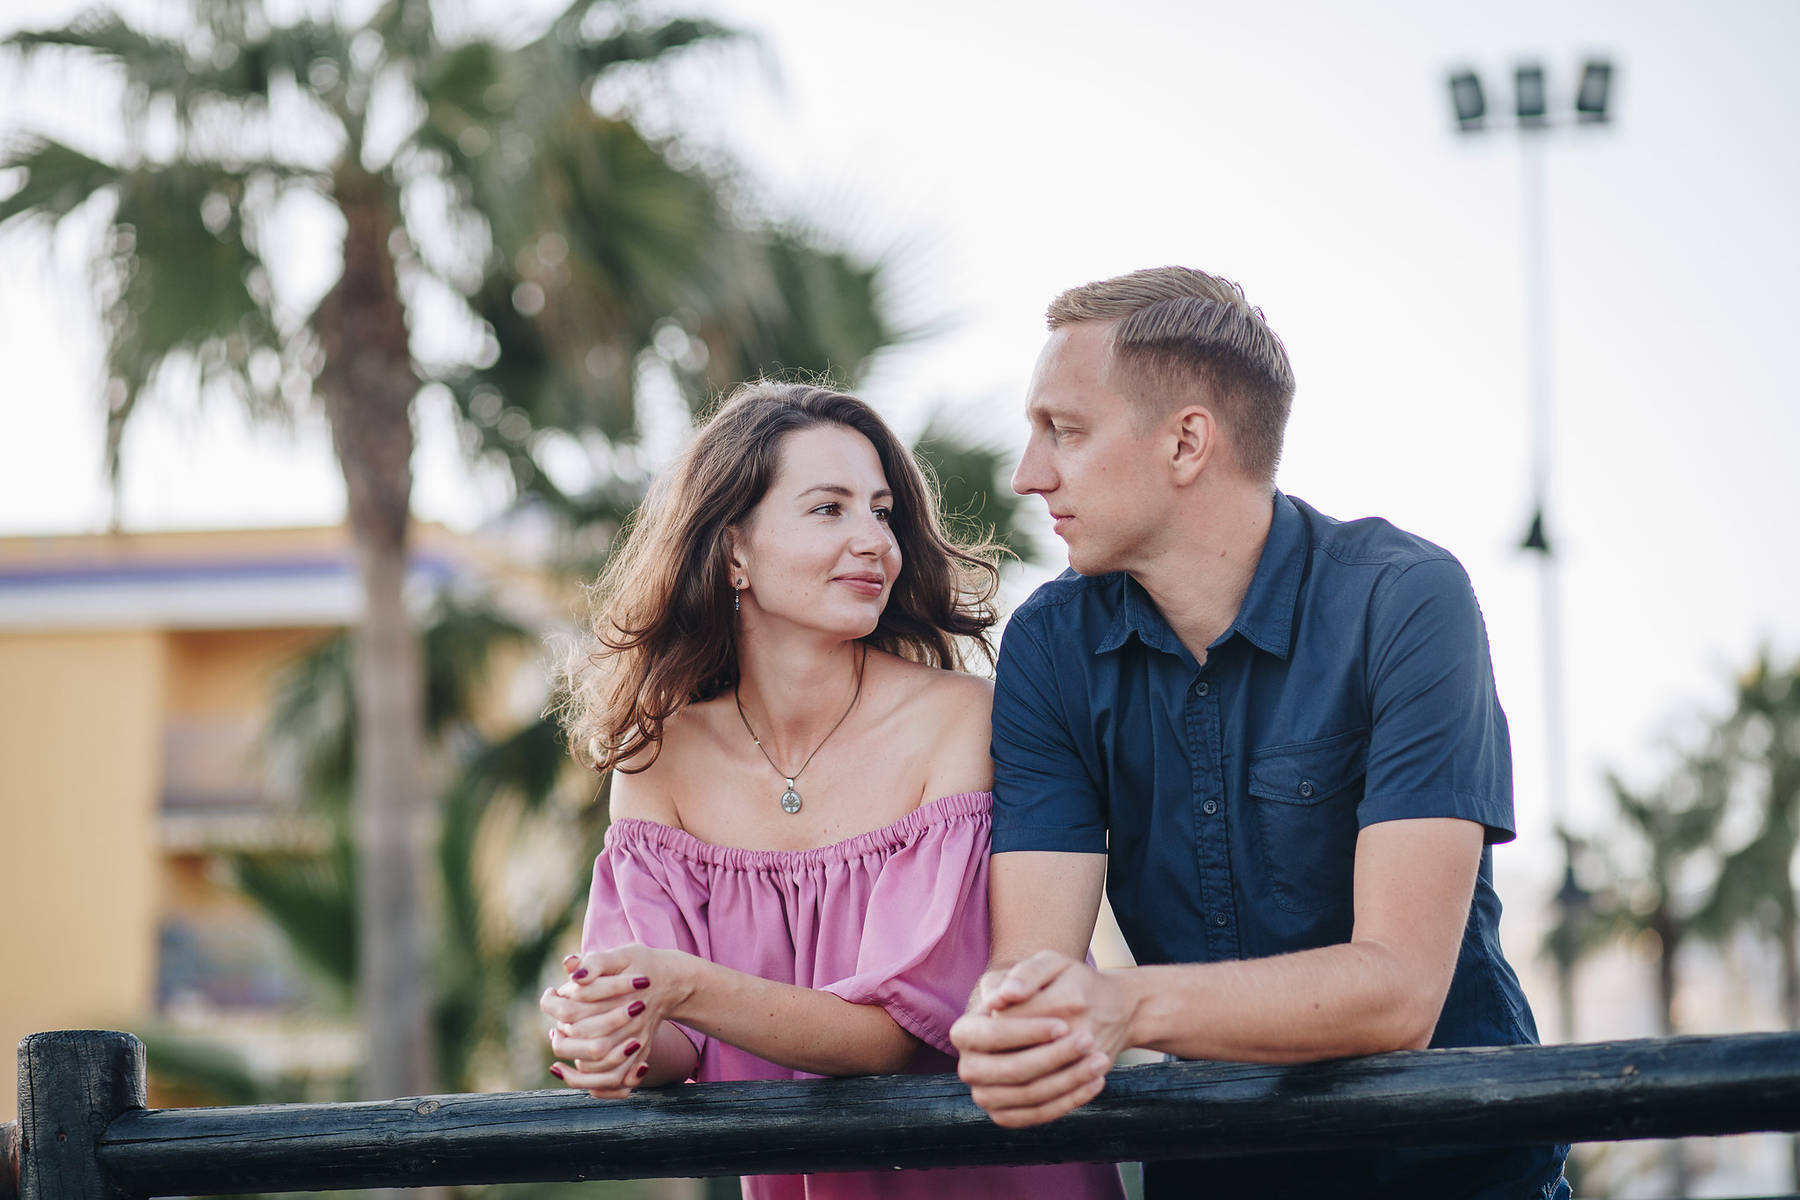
xmin=1546 ymin=764 xmax=1725 ymax=1198
xmin=1692 ymin=651 xmax=1800 ymax=1184
xmin=1551 ymin=653 xmax=1800 ymax=1191
xmin=1 ymin=0 xmax=895 ymax=1102
xmin=235 ymin=594 xmax=601 ymax=1096
xmin=1579 ymin=770 xmax=1726 ymax=1036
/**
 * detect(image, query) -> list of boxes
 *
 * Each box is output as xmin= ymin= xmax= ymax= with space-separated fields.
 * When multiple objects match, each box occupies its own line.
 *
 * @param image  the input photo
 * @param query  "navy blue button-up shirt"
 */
xmin=991 ymin=492 xmax=1566 ymax=1200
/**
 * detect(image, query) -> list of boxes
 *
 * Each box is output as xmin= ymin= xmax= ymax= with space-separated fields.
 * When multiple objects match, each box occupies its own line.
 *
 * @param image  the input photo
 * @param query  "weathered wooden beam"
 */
xmin=19 ymin=1031 xmax=145 ymax=1200
xmin=90 ymin=1032 xmax=1800 ymax=1196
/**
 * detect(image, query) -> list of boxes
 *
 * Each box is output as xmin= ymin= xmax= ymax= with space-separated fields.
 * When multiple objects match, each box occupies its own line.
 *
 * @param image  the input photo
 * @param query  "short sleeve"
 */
xmin=990 ymin=612 xmax=1109 ymax=854
xmin=817 ymin=804 xmax=993 ymax=1055
xmin=1360 ymin=558 xmax=1515 ymax=842
xmin=582 ymin=830 xmax=712 ymax=1064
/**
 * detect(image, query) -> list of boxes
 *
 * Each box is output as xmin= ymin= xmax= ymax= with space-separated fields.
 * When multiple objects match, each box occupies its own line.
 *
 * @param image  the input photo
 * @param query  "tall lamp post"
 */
xmin=1447 ymin=58 xmax=1614 ymax=1044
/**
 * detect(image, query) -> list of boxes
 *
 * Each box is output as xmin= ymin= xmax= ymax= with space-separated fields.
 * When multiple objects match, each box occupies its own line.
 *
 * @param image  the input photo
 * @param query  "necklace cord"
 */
xmin=734 ymin=644 xmax=867 ymax=786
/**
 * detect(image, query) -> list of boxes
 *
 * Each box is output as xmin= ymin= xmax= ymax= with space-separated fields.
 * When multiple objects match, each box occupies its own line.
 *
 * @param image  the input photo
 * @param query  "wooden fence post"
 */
xmin=18 ymin=1032 xmax=145 ymax=1200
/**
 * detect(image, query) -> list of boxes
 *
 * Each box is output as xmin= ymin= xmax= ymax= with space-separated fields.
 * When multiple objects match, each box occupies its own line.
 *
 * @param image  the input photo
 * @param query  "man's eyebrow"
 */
xmin=797 ymin=484 xmax=894 ymax=501
xmin=1027 ymin=402 xmax=1080 ymax=424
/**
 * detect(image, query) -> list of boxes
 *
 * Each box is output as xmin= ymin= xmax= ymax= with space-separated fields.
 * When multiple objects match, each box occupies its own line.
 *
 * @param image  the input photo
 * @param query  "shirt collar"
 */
xmin=1225 ymin=490 xmax=1305 ymax=660
xmin=1094 ymin=573 xmax=1185 ymax=657
xmin=1093 ymin=491 xmax=1306 ymax=661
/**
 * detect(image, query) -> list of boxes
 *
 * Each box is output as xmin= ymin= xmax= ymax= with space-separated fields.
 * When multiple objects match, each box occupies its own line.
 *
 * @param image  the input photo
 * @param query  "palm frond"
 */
xmin=364 ymin=0 xmax=437 ymax=66
xmin=5 ymin=11 xmax=350 ymax=128
xmin=0 ymin=136 xmax=124 ymax=229
xmin=421 ymin=594 xmax=538 ymax=739
xmin=229 ymin=843 xmax=358 ymax=995
xmin=267 ymin=594 xmax=539 ymax=797
xmin=567 ymin=15 xmax=746 ymax=78
xmin=913 ymin=418 xmax=1033 ymax=561
xmin=266 ymin=632 xmax=356 ymax=802
xmin=459 ymin=713 xmax=571 ymax=813
xmin=96 ymin=161 xmax=284 ymax=484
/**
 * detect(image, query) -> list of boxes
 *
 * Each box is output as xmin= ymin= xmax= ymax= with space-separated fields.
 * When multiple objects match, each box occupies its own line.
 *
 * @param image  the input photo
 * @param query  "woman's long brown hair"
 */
xmin=557 ymin=381 xmax=1002 ymax=774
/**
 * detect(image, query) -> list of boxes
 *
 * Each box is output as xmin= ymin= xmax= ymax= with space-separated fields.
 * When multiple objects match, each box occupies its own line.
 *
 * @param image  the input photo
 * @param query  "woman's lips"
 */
xmin=834 ymin=575 xmax=884 ymax=596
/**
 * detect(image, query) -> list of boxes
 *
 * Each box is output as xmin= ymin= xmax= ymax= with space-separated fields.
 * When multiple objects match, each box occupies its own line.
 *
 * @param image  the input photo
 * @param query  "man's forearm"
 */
xmin=1116 ymin=939 xmax=1447 ymax=1063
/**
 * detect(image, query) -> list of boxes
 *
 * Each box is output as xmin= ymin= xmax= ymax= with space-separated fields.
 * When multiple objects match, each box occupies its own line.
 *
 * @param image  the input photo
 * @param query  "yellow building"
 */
xmin=0 ymin=522 xmax=543 ymax=1118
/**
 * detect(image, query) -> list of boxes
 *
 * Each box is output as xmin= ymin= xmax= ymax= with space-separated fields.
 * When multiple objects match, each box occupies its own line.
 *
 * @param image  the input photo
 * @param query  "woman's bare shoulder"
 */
xmin=865 ymin=655 xmax=994 ymax=799
xmin=921 ymin=664 xmax=995 ymax=711
xmin=606 ymin=704 xmax=722 ymax=826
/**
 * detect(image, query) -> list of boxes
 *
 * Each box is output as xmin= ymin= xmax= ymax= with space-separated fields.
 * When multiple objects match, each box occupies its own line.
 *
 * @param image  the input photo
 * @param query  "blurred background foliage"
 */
xmin=1546 ymin=650 xmax=1800 ymax=1194
xmin=0 ymin=2 xmax=1028 ymax=1191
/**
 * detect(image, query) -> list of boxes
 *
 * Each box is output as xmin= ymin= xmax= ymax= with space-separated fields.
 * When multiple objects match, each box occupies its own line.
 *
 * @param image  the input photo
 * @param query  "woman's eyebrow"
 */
xmin=796 ymin=484 xmax=894 ymax=501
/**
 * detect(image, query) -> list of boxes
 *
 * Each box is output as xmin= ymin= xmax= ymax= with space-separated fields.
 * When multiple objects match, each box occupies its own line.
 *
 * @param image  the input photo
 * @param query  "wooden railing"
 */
xmin=6 ymin=1029 xmax=1800 ymax=1198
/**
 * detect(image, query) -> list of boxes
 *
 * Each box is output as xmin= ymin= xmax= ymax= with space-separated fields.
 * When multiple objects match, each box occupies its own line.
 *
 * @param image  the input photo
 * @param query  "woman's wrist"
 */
xmin=654 ymin=947 xmax=704 ymax=1019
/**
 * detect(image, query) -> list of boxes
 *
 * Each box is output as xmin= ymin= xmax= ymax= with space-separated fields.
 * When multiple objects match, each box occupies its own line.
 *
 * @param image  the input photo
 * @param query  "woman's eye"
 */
xmin=810 ymin=502 xmax=841 ymax=516
xmin=873 ymin=507 xmax=893 ymax=524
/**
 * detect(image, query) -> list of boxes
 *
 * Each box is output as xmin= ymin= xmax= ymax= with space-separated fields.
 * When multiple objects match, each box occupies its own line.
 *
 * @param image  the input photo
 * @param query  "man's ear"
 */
xmin=1169 ymin=405 xmax=1218 ymax=486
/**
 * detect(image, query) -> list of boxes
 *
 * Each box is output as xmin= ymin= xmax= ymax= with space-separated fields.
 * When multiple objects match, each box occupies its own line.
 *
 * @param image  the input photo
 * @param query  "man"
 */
xmin=948 ymin=266 xmax=1568 ymax=1199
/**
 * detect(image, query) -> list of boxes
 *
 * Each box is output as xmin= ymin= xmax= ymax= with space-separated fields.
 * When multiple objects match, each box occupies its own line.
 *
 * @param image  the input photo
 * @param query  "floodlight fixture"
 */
xmin=1575 ymin=59 xmax=1613 ymax=123
xmin=1514 ymin=63 xmax=1548 ymax=126
xmin=1449 ymin=70 xmax=1486 ymax=131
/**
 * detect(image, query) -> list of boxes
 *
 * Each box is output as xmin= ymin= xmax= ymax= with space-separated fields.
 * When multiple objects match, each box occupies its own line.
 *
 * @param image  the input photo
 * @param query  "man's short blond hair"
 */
xmin=1047 ymin=266 xmax=1296 ymax=481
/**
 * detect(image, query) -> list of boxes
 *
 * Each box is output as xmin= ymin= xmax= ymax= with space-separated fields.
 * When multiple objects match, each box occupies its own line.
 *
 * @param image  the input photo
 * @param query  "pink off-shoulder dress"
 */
xmin=581 ymin=790 xmax=1125 ymax=1200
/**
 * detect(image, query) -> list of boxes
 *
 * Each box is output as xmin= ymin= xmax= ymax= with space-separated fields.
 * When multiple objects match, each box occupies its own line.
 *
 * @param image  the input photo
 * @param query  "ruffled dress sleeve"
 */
xmin=815 ymin=792 xmax=993 ymax=1056
xmin=581 ymin=824 xmax=714 ymax=1064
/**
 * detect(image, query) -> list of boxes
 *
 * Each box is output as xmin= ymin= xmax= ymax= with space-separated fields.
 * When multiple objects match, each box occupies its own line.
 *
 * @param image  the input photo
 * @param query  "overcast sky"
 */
xmin=3 ymin=0 xmax=1797 ymax=978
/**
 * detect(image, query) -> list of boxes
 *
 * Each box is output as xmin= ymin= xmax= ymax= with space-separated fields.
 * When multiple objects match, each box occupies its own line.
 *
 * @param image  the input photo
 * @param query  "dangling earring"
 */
xmin=733 ymin=578 xmax=744 ymax=613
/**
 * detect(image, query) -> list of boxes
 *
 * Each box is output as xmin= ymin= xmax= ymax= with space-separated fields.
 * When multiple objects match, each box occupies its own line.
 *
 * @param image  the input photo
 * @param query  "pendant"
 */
xmin=780 ymin=780 xmax=803 ymax=814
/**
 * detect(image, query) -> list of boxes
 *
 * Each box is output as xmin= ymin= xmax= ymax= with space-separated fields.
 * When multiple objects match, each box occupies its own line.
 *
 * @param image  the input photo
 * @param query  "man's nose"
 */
xmin=1012 ymin=440 xmax=1048 ymax=496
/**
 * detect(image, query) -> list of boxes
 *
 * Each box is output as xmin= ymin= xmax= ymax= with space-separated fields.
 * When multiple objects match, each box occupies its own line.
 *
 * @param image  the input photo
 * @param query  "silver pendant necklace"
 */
xmin=734 ymin=645 xmax=866 ymax=815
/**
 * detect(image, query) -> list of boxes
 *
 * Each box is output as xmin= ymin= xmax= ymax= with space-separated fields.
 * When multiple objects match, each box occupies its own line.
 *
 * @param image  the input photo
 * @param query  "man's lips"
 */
xmin=833 ymin=574 xmax=885 ymax=596
xmin=1050 ymin=513 xmax=1074 ymax=537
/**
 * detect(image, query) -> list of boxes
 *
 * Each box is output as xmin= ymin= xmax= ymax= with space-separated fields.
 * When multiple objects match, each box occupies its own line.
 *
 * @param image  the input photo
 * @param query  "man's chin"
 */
xmin=1061 ymin=544 xmax=1115 ymax=577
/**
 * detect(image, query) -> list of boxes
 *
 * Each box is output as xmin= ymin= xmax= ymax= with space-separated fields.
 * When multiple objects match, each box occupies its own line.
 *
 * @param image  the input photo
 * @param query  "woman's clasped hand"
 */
xmin=542 ymin=946 xmax=679 ymax=1099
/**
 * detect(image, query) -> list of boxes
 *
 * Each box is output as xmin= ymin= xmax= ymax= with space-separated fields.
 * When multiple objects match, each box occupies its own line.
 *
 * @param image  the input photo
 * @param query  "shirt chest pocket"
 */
xmin=1247 ymin=729 xmax=1368 ymax=915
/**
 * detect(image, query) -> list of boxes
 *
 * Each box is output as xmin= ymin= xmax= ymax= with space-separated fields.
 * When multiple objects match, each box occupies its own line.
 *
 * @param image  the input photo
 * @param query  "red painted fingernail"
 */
xmin=636 ymin=1064 xmax=649 ymax=1077
xmin=549 ymin=1064 xmax=564 ymax=1079
xmin=623 ymin=1041 xmax=641 ymax=1056
xmin=628 ymin=1000 xmax=646 ymax=1017
xmin=572 ymin=968 xmax=590 ymax=981
xmin=632 ymin=976 xmax=650 ymax=989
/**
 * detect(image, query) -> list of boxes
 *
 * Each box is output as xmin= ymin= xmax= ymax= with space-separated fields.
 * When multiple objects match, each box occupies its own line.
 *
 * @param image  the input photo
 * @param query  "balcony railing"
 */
xmin=6 ymin=1029 xmax=1800 ymax=1198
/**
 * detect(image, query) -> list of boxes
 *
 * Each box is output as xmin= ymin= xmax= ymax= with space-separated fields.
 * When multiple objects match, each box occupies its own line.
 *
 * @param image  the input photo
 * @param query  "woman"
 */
xmin=541 ymin=381 xmax=1123 ymax=1199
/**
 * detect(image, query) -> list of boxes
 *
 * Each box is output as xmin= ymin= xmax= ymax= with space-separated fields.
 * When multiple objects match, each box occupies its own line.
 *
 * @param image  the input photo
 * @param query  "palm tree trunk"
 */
xmin=1781 ymin=900 xmax=1800 ymax=1189
xmin=1655 ymin=918 xmax=1692 ymax=1198
xmin=317 ymin=166 xmax=434 ymax=1104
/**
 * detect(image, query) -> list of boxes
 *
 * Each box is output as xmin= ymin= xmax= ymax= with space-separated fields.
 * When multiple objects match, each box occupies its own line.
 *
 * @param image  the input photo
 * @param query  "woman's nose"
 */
xmin=851 ymin=513 xmax=895 ymax=554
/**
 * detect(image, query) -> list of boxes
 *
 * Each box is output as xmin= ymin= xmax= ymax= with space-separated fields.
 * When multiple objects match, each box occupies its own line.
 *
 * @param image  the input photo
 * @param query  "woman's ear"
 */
xmin=723 ymin=526 xmax=750 ymax=588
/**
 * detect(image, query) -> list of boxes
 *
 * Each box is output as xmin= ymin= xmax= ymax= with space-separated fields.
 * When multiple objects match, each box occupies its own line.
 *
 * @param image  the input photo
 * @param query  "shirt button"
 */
xmin=1193 ymin=681 xmax=1210 ymax=697
xmin=1298 ymin=780 xmax=1315 ymax=798
xmin=1202 ymin=799 xmax=1219 ymax=816
xmin=1212 ymin=912 xmax=1230 ymax=927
